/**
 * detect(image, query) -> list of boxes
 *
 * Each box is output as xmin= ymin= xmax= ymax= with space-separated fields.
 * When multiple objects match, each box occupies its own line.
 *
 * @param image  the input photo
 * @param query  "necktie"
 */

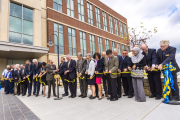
xmin=79 ymin=61 xmax=82 ymax=72
xmin=107 ymin=59 xmax=110 ymax=71
xmin=68 ymin=61 xmax=70 ymax=68
xmin=22 ymin=69 xmax=24 ymax=75
xmin=28 ymin=66 xmax=30 ymax=74
xmin=51 ymin=65 xmax=53 ymax=69
xmin=162 ymin=51 xmax=165 ymax=60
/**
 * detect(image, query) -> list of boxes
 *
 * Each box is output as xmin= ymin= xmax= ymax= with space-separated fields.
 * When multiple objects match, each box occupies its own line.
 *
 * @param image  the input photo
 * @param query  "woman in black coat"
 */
xmin=93 ymin=52 xmax=104 ymax=100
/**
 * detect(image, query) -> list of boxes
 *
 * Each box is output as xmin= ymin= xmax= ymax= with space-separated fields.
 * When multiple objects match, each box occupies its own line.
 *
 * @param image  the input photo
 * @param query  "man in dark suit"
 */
xmin=25 ymin=60 xmax=34 ymax=97
xmin=20 ymin=64 xmax=27 ymax=96
xmin=14 ymin=65 xmax=21 ymax=95
xmin=121 ymin=50 xmax=134 ymax=98
xmin=101 ymin=52 xmax=109 ymax=97
xmin=113 ymin=48 xmax=123 ymax=98
xmin=76 ymin=53 xmax=87 ymax=98
xmin=10 ymin=65 xmax=16 ymax=95
xmin=104 ymin=49 xmax=119 ymax=101
xmin=141 ymin=44 xmax=162 ymax=100
xmin=157 ymin=40 xmax=180 ymax=101
xmin=46 ymin=59 xmax=58 ymax=98
xmin=59 ymin=57 xmax=68 ymax=97
xmin=64 ymin=55 xmax=77 ymax=98
xmin=32 ymin=59 xmax=42 ymax=97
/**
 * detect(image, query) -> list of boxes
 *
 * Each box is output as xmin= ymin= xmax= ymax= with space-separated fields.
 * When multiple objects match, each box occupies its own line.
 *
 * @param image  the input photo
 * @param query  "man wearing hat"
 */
xmin=157 ymin=40 xmax=180 ymax=101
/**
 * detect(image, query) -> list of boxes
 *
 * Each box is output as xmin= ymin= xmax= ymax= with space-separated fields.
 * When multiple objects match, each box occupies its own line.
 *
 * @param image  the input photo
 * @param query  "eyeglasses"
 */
xmin=50 ymin=62 xmax=53 ymax=63
xmin=123 ymin=53 xmax=127 ymax=54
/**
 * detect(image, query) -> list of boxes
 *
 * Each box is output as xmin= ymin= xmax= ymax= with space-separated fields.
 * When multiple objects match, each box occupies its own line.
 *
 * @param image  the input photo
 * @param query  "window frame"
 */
xmin=111 ymin=41 xmax=115 ymax=51
xmin=114 ymin=18 xmax=119 ymax=36
xmin=67 ymin=0 xmax=74 ymax=17
xmin=105 ymin=39 xmax=109 ymax=51
xmin=124 ymin=23 xmax=127 ymax=37
xmin=78 ymin=0 xmax=84 ymax=22
xmin=119 ymin=21 xmax=123 ymax=38
xmin=102 ymin=11 xmax=108 ymax=31
xmin=89 ymin=34 xmax=95 ymax=57
xmin=68 ymin=27 xmax=76 ymax=56
xmin=95 ymin=7 xmax=101 ymax=28
xmin=53 ymin=0 xmax=62 ymax=12
xmin=109 ymin=15 xmax=113 ymax=34
xmin=98 ymin=37 xmax=103 ymax=53
xmin=117 ymin=43 xmax=121 ymax=55
xmin=87 ymin=2 xmax=93 ymax=25
xmin=80 ymin=31 xmax=87 ymax=57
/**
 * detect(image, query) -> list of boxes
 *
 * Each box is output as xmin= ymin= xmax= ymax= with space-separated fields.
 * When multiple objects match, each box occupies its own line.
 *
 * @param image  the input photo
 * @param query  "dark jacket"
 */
xmin=33 ymin=62 xmax=42 ymax=76
xmin=117 ymin=55 xmax=123 ymax=70
xmin=65 ymin=59 xmax=77 ymax=79
xmin=142 ymin=48 xmax=157 ymax=67
xmin=14 ymin=70 xmax=21 ymax=82
xmin=20 ymin=68 xmax=26 ymax=80
xmin=121 ymin=56 xmax=132 ymax=77
xmin=11 ymin=69 xmax=15 ymax=80
xmin=58 ymin=62 xmax=67 ymax=79
xmin=95 ymin=58 xmax=104 ymax=77
xmin=25 ymin=63 xmax=34 ymax=76
xmin=76 ymin=58 xmax=87 ymax=76
xmin=157 ymin=46 xmax=180 ymax=73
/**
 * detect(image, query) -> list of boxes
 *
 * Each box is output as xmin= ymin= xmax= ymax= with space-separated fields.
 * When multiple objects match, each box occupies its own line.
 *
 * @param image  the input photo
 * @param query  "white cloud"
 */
xmin=100 ymin=0 xmax=180 ymax=64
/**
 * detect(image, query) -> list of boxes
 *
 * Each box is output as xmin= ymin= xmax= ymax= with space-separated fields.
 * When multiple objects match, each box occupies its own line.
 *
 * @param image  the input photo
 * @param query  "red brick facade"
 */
xmin=47 ymin=0 xmax=130 ymax=55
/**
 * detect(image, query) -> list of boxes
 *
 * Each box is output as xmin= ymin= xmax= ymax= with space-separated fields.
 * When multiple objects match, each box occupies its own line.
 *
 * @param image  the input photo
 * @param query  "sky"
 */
xmin=100 ymin=0 xmax=180 ymax=66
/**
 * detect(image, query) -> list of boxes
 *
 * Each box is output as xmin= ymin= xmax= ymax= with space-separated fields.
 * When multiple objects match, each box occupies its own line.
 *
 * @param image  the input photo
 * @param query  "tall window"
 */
xmin=109 ymin=15 xmax=113 ymax=34
xmin=98 ymin=37 xmax=103 ymax=53
xmin=102 ymin=11 xmax=108 ymax=31
xmin=9 ymin=2 xmax=33 ymax=45
xmin=119 ymin=21 xmax=123 ymax=38
xmin=80 ymin=31 xmax=86 ymax=57
xmin=122 ymin=44 xmax=125 ymax=50
xmin=54 ymin=23 xmax=64 ymax=54
xmin=126 ymin=46 xmax=130 ymax=53
xmin=67 ymin=0 xmax=74 ymax=17
xmin=78 ymin=0 xmax=84 ymax=22
xmin=95 ymin=7 xmax=101 ymax=28
xmin=124 ymin=24 xmax=127 ymax=37
xmin=105 ymin=39 xmax=109 ymax=50
xmin=117 ymin=43 xmax=121 ymax=55
xmin=53 ymin=0 xmax=62 ymax=12
xmin=68 ymin=28 xmax=76 ymax=55
xmin=90 ymin=34 xmax=95 ymax=56
xmin=111 ymin=41 xmax=115 ymax=51
xmin=114 ymin=18 xmax=118 ymax=36
xmin=87 ymin=2 xmax=93 ymax=25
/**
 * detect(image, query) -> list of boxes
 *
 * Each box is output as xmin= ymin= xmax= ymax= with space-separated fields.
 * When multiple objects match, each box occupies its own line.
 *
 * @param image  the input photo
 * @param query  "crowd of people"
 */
xmin=1 ymin=40 xmax=180 ymax=102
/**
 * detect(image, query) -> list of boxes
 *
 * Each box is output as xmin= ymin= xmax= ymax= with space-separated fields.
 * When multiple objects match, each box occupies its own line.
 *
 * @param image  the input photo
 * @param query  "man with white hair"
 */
xmin=64 ymin=54 xmax=77 ymax=98
xmin=32 ymin=59 xmax=42 ymax=97
xmin=141 ymin=44 xmax=162 ymax=100
xmin=2 ymin=65 xmax=11 ymax=93
xmin=157 ymin=40 xmax=180 ymax=101
xmin=113 ymin=48 xmax=123 ymax=98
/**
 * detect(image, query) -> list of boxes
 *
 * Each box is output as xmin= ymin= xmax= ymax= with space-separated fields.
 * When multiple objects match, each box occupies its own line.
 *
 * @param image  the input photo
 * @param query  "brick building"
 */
xmin=47 ymin=0 xmax=130 ymax=63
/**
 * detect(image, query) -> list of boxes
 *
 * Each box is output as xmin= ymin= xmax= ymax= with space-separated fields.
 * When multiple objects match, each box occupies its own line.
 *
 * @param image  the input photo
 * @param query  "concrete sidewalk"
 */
xmin=16 ymin=87 xmax=164 ymax=120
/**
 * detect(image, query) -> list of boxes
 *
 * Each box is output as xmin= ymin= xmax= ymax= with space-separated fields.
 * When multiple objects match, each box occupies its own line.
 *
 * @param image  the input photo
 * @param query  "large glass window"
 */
xmin=95 ymin=7 xmax=101 ymax=28
xmin=80 ymin=31 xmax=86 ymax=57
xmin=67 ymin=0 xmax=74 ymax=17
xmin=103 ymin=11 xmax=108 ymax=31
xmin=53 ymin=0 xmax=62 ymax=12
xmin=119 ymin=21 xmax=123 ymax=38
xmin=122 ymin=44 xmax=125 ymax=50
xmin=126 ymin=46 xmax=130 ymax=53
xmin=114 ymin=18 xmax=118 ymax=36
xmin=98 ymin=37 xmax=103 ymax=53
xmin=87 ymin=2 xmax=93 ymax=25
xmin=54 ymin=23 xmax=64 ymax=54
xmin=9 ymin=2 xmax=33 ymax=45
xmin=89 ymin=34 xmax=95 ymax=57
xmin=105 ymin=39 xmax=109 ymax=51
xmin=68 ymin=28 xmax=76 ymax=55
xmin=124 ymin=24 xmax=127 ymax=37
xmin=111 ymin=41 xmax=115 ymax=51
xmin=109 ymin=15 xmax=113 ymax=34
xmin=78 ymin=0 xmax=84 ymax=22
xmin=117 ymin=43 xmax=121 ymax=55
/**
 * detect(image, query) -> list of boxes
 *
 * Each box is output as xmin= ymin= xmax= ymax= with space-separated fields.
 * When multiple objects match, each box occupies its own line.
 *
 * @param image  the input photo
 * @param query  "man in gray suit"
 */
xmin=76 ymin=52 xmax=88 ymax=98
xmin=46 ymin=59 xmax=58 ymax=98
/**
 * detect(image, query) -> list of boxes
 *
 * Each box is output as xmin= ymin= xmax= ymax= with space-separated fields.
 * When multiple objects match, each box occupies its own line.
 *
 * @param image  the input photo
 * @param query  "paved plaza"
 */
xmin=1 ymin=87 xmax=180 ymax=120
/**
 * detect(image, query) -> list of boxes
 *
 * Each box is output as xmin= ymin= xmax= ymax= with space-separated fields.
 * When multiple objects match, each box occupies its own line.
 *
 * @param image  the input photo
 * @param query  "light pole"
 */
xmin=48 ymin=33 xmax=62 ymax=100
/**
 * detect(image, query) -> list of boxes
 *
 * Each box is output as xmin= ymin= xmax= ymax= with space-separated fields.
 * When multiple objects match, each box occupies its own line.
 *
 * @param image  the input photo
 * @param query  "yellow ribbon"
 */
xmin=64 ymin=79 xmax=76 ymax=83
xmin=39 ymin=77 xmax=46 ymax=86
xmin=26 ymin=77 xmax=31 ymax=83
xmin=0 ymin=78 xmax=14 ymax=82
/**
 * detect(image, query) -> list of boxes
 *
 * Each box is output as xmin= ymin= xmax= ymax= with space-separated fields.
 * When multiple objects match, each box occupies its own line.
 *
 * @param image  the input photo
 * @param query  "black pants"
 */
xmin=22 ymin=80 xmax=28 ymax=95
xmin=95 ymin=83 xmax=98 ymax=96
xmin=102 ymin=75 xmax=108 ymax=94
xmin=17 ymin=82 xmax=21 ymax=95
xmin=172 ymin=73 xmax=179 ymax=100
xmin=33 ymin=79 xmax=40 ymax=95
xmin=147 ymin=71 xmax=162 ymax=97
xmin=47 ymin=79 xmax=56 ymax=97
xmin=63 ymin=77 xmax=69 ymax=95
xmin=28 ymin=76 xmax=33 ymax=95
xmin=79 ymin=76 xmax=88 ymax=96
xmin=68 ymin=78 xmax=77 ymax=96
xmin=122 ymin=77 xmax=134 ymax=96
xmin=107 ymin=74 xmax=117 ymax=98
xmin=117 ymin=76 xmax=122 ymax=97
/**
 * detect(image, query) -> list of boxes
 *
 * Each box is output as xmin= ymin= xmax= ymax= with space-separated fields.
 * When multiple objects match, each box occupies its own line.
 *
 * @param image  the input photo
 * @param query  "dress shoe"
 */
xmin=128 ymin=95 xmax=133 ymax=98
xmin=149 ymin=95 xmax=156 ymax=98
xmin=117 ymin=95 xmax=121 ymax=98
xmin=17 ymin=94 xmax=20 ymax=96
xmin=107 ymin=96 xmax=112 ymax=100
xmin=62 ymin=93 xmax=68 ymax=97
xmin=89 ymin=95 xmax=92 ymax=98
xmin=96 ymin=95 xmax=99 ymax=98
xmin=155 ymin=97 xmax=161 ymax=100
xmin=123 ymin=94 xmax=128 ymax=96
xmin=58 ymin=84 xmax=62 ymax=86
xmin=54 ymin=95 xmax=57 ymax=97
xmin=89 ymin=96 xmax=96 ymax=99
xmin=98 ymin=98 xmax=103 ymax=100
xmin=105 ymin=94 xmax=109 ymax=97
xmin=110 ymin=98 xmax=117 ymax=101
xmin=27 ymin=94 xmax=31 ymax=97
xmin=81 ymin=96 xmax=87 ymax=98
xmin=13 ymin=93 xmax=16 ymax=95
xmin=68 ymin=95 xmax=72 ymax=98
xmin=33 ymin=93 xmax=36 ymax=96
xmin=78 ymin=95 xmax=83 ymax=97
xmin=47 ymin=96 xmax=50 ymax=98
xmin=71 ymin=95 xmax=76 ymax=98
xmin=22 ymin=94 xmax=25 ymax=96
xmin=36 ymin=94 xmax=39 ymax=97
